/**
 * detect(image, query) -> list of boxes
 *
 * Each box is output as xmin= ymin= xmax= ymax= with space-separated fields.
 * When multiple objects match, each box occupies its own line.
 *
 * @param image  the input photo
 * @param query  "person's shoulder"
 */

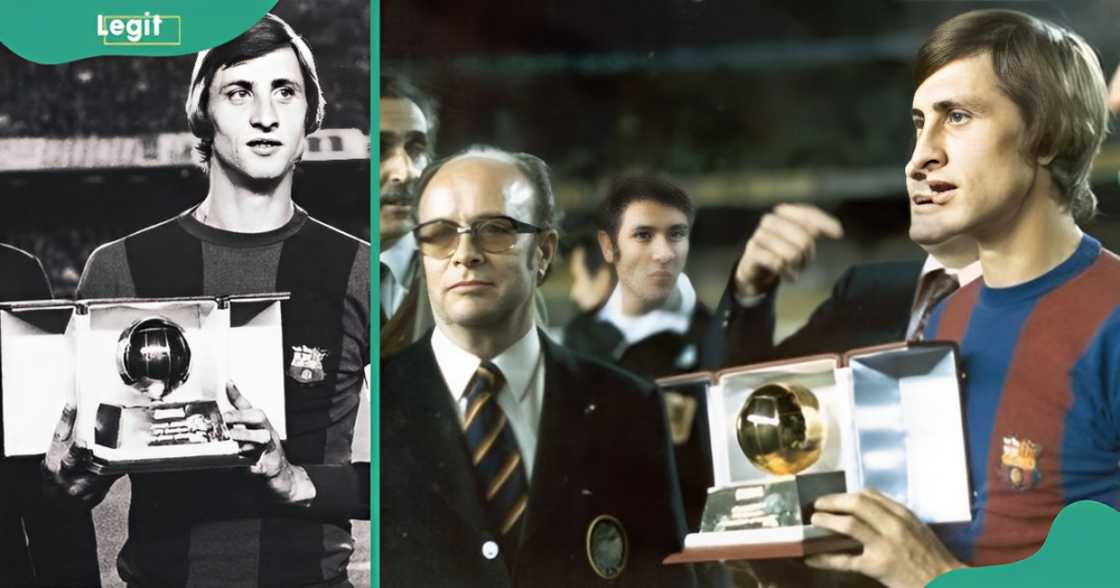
xmin=564 ymin=307 xmax=607 ymax=333
xmin=0 ymin=242 xmax=41 ymax=272
xmin=846 ymin=259 xmax=924 ymax=280
xmin=382 ymin=331 xmax=433 ymax=373
xmin=301 ymin=215 xmax=370 ymax=252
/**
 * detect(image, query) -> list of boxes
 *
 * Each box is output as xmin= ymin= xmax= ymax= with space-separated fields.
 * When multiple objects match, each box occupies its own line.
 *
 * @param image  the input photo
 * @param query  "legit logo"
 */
xmin=97 ymin=12 xmax=181 ymax=46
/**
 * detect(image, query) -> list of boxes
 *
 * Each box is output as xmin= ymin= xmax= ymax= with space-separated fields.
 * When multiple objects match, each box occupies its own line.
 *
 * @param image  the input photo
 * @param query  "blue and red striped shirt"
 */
xmin=927 ymin=235 xmax=1120 ymax=565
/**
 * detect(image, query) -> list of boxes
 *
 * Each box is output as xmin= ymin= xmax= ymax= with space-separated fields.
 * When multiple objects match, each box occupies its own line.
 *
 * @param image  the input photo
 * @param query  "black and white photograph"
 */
xmin=0 ymin=1 xmax=371 ymax=586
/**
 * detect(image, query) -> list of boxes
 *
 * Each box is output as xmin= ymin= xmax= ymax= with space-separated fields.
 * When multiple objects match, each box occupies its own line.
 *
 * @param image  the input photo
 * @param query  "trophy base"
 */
xmin=664 ymin=529 xmax=860 ymax=563
xmin=88 ymin=400 xmax=246 ymax=474
xmin=665 ymin=471 xmax=855 ymax=563
xmin=81 ymin=450 xmax=249 ymax=475
xmin=700 ymin=471 xmax=847 ymax=533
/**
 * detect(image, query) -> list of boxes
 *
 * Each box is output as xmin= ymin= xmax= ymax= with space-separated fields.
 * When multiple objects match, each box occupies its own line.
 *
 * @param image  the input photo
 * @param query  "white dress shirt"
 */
xmin=380 ymin=231 xmax=417 ymax=318
xmin=905 ymin=255 xmax=983 ymax=339
xmin=596 ymin=273 xmax=698 ymax=348
xmin=431 ymin=325 xmax=546 ymax=477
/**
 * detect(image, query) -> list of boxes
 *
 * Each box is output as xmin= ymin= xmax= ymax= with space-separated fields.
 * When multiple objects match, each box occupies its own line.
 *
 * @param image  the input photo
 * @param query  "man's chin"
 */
xmin=909 ymin=226 xmax=954 ymax=248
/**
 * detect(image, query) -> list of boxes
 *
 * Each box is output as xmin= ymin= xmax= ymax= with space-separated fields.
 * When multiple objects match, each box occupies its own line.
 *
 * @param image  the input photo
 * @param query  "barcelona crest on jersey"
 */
xmin=289 ymin=345 xmax=327 ymax=384
xmin=1000 ymin=436 xmax=1042 ymax=491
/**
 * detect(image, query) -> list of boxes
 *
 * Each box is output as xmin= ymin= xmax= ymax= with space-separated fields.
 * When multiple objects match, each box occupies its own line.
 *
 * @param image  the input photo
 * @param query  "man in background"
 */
xmin=380 ymin=74 xmax=438 ymax=357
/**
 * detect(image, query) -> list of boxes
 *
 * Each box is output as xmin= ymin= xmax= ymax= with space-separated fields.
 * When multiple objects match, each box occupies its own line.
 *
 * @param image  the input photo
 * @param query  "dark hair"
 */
xmin=915 ymin=9 xmax=1108 ymax=222
xmin=185 ymin=13 xmax=326 ymax=165
xmin=597 ymin=174 xmax=695 ymax=244
xmin=414 ymin=146 xmax=557 ymax=230
xmin=381 ymin=74 xmax=439 ymax=149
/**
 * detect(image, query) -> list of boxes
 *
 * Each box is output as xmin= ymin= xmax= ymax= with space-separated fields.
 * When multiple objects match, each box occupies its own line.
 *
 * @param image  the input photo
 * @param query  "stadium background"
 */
xmin=0 ymin=1 xmax=371 ymax=585
xmin=384 ymin=0 xmax=1120 ymax=341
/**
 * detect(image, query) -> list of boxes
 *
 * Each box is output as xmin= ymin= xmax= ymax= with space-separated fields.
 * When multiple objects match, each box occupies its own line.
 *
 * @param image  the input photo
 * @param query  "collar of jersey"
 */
xmin=177 ymin=204 xmax=309 ymax=248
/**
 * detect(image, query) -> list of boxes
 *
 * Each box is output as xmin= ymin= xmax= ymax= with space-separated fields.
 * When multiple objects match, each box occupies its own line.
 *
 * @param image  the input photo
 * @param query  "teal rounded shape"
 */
xmin=931 ymin=501 xmax=1120 ymax=588
xmin=0 ymin=0 xmax=278 ymax=64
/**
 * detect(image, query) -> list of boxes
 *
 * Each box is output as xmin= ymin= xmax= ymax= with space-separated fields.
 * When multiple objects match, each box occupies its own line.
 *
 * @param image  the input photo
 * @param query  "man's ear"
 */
xmin=536 ymin=229 xmax=559 ymax=281
xmin=597 ymin=230 xmax=616 ymax=264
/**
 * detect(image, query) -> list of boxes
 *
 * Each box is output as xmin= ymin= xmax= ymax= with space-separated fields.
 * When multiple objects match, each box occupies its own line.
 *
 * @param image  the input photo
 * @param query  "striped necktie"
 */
xmin=461 ymin=361 xmax=529 ymax=565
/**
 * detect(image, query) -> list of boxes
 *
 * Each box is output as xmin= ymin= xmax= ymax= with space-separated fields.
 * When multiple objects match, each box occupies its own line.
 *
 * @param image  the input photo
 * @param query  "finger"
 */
xmin=226 ymin=381 xmax=252 ymax=410
xmin=228 ymin=427 xmax=272 ymax=446
xmin=815 ymin=491 xmax=901 ymax=537
xmin=753 ymin=224 xmax=809 ymax=264
xmin=223 ymin=408 xmax=269 ymax=427
xmin=810 ymin=511 xmax=879 ymax=546
xmin=804 ymin=552 xmax=859 ymax=572
xmin=814 ymin=491 xmax=876 ymax=514
xmin=752 ymin=229 xmax=811 ymax=273
xmin=858 ymin=488 xmax=917 ymax=522
xmin=51 ymin=403 xmax=77 ymax=445
xmin=759 ymin=211 xmax=821 ymax=251
xmin=741 ymin=239 xmax=785 ymax=274
xmin=772 ymin=204 xmax=844 ymax=239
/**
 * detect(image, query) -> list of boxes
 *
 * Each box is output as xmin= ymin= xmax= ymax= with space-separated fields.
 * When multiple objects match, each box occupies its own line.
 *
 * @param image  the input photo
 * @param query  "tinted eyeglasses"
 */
xmin=413 ymin=216 xmax=544 ymax=258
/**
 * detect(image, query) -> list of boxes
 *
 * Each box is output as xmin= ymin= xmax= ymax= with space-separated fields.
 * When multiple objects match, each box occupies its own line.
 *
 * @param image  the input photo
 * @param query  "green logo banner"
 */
xmin=0 ymin=0 xmax=277 ymax=63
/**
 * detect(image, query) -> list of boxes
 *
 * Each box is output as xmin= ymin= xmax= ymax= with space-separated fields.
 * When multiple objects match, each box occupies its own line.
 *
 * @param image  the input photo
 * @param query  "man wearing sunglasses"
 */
xmin=381 ymin=147 xmax=696 ymax=587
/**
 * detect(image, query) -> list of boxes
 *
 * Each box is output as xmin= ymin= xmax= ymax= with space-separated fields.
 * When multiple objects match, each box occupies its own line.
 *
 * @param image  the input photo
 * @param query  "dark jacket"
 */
xmin=564 ymin=304 xmax=714 ymax=534
xmin=707 ymin=260 xmax=924 ymax=369
xmin=0 ymin=243 xmax=101 ymax=587
xmin=381 ymin=330 xmax=697 ymax=587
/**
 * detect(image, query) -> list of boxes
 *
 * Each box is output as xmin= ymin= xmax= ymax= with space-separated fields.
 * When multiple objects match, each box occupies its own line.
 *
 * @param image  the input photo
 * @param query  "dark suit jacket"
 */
xmin=705 ymin=260 xmax=924 ymax=369
xmin=0 ymin=243 xmax=101 ymax=587
xmin=563 ymin=304 xmax=714 ymax=533
xmin=381 ymin=330 xmax=697 ymax=587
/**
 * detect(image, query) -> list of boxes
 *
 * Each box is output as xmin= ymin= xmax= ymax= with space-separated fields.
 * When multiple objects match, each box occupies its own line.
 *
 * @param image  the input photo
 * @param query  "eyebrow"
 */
xmin=912 ymin=97 xmax=989 ymax=118
xmin=379 ymin=130 xmax=428 ymax=143
xmin=219 ymin=78 xmax=304 ymax=92
xmin=272 ymin=77 xmax=303 ymax=91
xmin=631 ymin=223 xmax=690 ymax=232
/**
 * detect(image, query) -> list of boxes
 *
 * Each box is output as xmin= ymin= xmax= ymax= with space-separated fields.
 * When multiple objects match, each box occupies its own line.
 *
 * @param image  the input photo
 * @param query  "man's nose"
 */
xmin=250 ymin=93 xmax=280 ymax=130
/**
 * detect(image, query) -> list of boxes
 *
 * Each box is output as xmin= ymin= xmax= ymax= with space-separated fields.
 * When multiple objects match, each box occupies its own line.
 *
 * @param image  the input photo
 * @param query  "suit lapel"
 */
xmin=382 ymin=253 xmax=428 ymax=357
xmin=519 ymin=333 xmax=592 ymax=550
xmin=390 ymin=340 xmax=491 ymax=534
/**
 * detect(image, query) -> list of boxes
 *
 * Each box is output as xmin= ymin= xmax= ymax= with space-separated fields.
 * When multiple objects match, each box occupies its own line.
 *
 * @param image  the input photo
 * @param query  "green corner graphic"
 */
xmin=0 ymin=1 xmax=277 ymax=63
xmin=931 ymin=501 xmax=1120 ymax=588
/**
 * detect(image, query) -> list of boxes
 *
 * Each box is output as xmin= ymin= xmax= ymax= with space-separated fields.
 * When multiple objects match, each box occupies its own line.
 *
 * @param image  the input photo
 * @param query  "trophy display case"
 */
xmin=662 ymin=342 xmax=972 ymax=563
xmin=1 ymin=294 xmax=288 ymax=474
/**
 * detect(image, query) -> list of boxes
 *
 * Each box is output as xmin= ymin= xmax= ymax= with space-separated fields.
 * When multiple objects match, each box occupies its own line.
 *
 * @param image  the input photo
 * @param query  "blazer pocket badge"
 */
xmin=586 ymin=514 xmax=628 ymax=580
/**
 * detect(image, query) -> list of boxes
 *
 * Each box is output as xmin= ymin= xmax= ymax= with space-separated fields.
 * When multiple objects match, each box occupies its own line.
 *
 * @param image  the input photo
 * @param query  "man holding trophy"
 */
xmin=802 ymin=9 xmax=1119 ymax=587
xmin=43 ymin=13 xmax=370 ymax=587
